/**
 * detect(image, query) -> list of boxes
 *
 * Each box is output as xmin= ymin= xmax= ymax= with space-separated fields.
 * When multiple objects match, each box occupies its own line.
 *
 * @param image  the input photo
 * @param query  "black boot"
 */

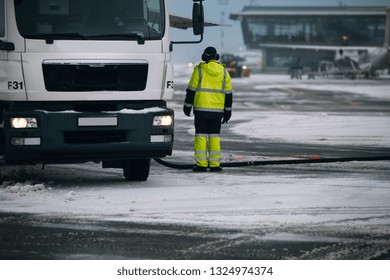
xmin=193 ymin=166 xmax=208 ymax=172
xmin=209 ymin=166 xmax=223 ymax=172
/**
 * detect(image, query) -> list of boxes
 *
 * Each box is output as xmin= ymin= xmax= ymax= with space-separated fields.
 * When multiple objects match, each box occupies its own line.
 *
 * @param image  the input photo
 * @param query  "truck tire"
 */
xmin=123 ymin=159 xmax=151 ymax=181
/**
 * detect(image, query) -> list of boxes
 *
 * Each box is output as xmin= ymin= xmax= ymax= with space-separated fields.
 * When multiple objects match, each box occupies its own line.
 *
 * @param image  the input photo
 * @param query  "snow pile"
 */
xmin=1 ymin=180 xmax=49 ymax=195
xmin=64 ymin=191 xmax=78 ymax=202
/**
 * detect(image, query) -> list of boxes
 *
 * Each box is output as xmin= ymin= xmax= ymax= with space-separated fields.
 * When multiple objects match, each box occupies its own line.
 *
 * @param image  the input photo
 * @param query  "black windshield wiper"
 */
xmin=26 ymin=33 xmax=86 ymax=44
xmin=86 ymin=32 xmax=146 ymax=44
xmin=25 ymin=32 xmax=147 ymax=44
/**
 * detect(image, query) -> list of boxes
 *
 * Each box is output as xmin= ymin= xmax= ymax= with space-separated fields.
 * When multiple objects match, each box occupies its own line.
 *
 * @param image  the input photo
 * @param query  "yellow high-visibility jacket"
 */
xmin=185 ymin=60 xmax=233 ymax=119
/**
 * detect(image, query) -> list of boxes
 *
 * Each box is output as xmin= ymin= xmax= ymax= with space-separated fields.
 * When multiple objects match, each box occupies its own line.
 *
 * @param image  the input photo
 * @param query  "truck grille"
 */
xmin=42 ymin=61 xmax=148 ymax=92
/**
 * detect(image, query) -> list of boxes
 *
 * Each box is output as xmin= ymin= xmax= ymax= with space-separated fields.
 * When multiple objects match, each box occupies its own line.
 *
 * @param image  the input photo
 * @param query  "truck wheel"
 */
xmin=123 ymin=159 xmax=151 ymax=181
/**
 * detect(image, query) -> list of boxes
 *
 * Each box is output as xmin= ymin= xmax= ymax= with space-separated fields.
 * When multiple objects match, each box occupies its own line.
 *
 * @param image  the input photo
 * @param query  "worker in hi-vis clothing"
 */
xmin=183 ymin=46 xmax=233 ymax=172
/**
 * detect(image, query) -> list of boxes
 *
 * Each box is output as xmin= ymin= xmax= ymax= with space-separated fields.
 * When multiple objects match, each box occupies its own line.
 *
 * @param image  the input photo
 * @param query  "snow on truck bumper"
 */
xmin=4 ymin=107 xmax=174 ymax=163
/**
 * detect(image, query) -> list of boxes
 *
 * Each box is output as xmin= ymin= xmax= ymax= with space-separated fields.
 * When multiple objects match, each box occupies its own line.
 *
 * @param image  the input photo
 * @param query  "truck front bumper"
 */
xmin=4 ymin=107 xmax=174 ymax=164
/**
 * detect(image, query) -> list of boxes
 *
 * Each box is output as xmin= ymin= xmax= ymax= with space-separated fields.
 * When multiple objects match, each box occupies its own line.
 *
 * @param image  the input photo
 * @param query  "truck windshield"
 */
xmin=14 ymin=0 xmax=165 ymax=41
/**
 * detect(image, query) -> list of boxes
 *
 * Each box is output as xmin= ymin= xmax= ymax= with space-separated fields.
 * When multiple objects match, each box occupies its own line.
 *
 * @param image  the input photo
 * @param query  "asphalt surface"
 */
xmin=1 ymin=212 xmax=390 ymax=260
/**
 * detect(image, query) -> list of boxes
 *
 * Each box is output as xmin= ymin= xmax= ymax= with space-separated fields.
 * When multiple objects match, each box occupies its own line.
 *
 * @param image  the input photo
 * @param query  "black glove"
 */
xmin=183 ymin=105 xmax=191 ymax=117
xmin=222 ymin=110 xmax=231 ymax=124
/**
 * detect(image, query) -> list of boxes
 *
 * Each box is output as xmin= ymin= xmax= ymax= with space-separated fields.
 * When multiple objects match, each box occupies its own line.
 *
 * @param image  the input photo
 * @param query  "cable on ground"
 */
xmin=154 ymin=156 xmax=390 ymax=170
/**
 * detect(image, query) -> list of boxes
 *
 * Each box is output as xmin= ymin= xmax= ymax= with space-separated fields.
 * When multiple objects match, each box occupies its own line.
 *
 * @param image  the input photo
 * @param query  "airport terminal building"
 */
xmin=230 ymin=6 xmax=389 ymax=72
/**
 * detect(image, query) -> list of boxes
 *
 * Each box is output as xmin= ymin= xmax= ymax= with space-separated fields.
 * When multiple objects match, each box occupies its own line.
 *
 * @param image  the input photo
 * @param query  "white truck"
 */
xmin=0 ymin=0 xmax=205 ymax=181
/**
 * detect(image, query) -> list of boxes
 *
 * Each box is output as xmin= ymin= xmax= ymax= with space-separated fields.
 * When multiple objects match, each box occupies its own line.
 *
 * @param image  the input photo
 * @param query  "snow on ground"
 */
xmin=231 ymin=112 xmax=390 ymax=146
xmin=1 ymin=162 xmax=390 ymax=230
xmin=1 ymin=69 xmax=390 ymax=233
xmin=174 ymin=65 xmax=390 ymax=146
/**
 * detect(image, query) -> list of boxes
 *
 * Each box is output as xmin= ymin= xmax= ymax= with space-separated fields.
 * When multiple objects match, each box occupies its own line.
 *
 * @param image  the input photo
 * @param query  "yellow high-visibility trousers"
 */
xmin=194 ymin=133 xmax=221 ymax=168
xmin=194 ymin=134 xmax=208 ymax=167
xmin=209 ymin=134 xmax=221 ymax=167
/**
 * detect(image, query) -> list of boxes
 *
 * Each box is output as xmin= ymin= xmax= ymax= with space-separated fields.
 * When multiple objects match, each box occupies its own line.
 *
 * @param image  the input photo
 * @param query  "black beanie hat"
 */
xmin=202 ymin=46 xmax=220 ymax=62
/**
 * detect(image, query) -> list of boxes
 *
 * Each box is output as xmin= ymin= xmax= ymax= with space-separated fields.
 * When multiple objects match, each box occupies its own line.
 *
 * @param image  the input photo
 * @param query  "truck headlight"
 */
xmin=10 ymin=117 xmax=38 ymax=129
xmin=153 ymin=115 xmax=173 ymax=126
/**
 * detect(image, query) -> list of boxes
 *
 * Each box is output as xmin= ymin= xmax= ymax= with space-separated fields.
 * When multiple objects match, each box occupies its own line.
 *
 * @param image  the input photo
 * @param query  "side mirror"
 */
xmin=170 ymin=0 xmax=205 ymax=51
xmin=192 ymin=2 xmax=204 ymax=36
